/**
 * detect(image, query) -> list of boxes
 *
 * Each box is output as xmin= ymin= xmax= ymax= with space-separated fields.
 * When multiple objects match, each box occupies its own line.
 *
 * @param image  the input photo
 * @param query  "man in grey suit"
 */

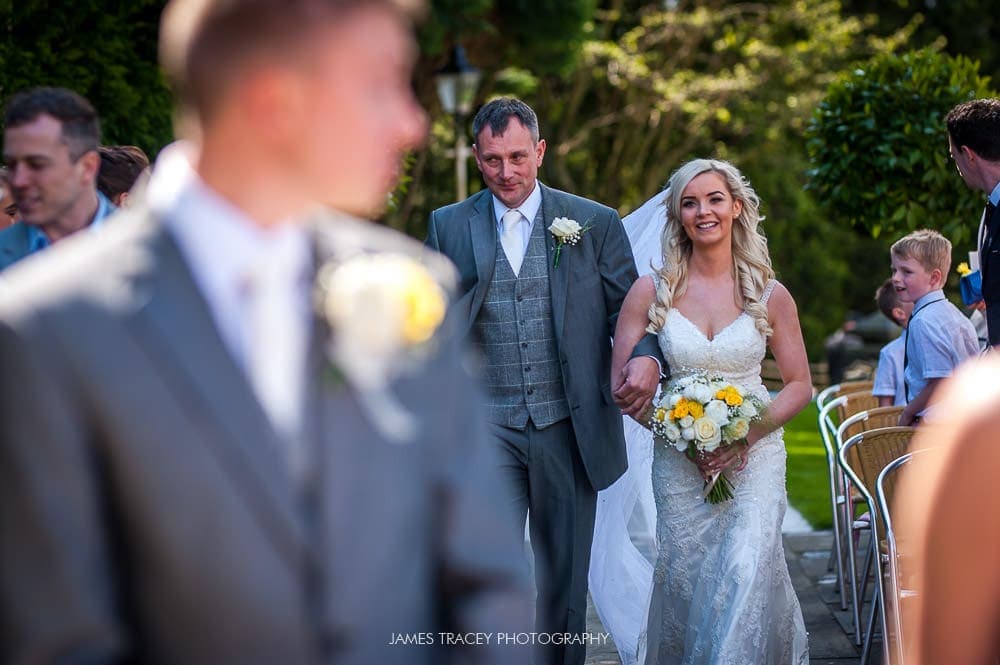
xmin=1 ymin=87 xmax=117 ymax=271
xmin=426 ymin=98 xmax=662 ymax=665
xmin=0 ymin=1 xmax=531 ymax=664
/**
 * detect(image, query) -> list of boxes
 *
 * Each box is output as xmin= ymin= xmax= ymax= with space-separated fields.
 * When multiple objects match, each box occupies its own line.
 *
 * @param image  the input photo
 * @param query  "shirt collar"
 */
xmin=913 ymin=289 xmax=945 ymax=310
xmin=493 ymin=180 xmax=542 ymax=229
xmin=146 ymin=141 xmax=311 ymax=301
xmin=23 ymin=190 xmax=117 ymax=254
xmin=989 ymin=180 xmax=1000 ymax=207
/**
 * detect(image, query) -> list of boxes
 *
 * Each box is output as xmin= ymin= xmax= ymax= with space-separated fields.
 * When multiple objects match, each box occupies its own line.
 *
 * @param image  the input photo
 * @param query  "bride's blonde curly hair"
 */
xmin=647 ymin=158 xmax=775 ymax=337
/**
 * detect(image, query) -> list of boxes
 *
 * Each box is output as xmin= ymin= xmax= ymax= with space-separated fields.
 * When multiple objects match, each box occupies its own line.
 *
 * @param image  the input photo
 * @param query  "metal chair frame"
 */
xmin=839 ymin=426 xmax=916 ymax=665
xmin=876 ymin=449 xmax=927 ymax=665
xmin=836 ymin=403 xmax=903 ymax=643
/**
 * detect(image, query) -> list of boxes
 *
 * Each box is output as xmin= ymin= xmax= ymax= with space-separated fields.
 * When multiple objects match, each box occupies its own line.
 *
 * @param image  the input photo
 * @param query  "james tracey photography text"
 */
xmin=387 ymin=632 xmax=612 ymax=647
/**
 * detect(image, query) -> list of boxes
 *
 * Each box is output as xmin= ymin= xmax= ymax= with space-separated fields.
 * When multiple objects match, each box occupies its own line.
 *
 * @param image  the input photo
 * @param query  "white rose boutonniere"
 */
xmin=548 ymin=216 xmax=593 ymax=268
xmin=315 ymin=253 xmax=447 ymax=442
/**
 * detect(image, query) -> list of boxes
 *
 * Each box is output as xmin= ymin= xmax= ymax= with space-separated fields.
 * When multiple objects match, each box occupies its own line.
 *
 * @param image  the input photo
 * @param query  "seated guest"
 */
xmin=98 ymin=144 xmax=150 ymax=208
xmin=0 ymin=87 xmax=116 ymax=271
xmin=0 ymin=168 xmax=16 ymax=228
xmin=890 ymin=229 xmax=979 ymax=425
xmin=872 ymin=277 xmax=913 ymax=407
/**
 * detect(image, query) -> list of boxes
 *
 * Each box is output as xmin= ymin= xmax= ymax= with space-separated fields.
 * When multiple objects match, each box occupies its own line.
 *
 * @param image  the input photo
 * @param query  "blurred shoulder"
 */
xmin=312 ymin=210 xmax=458 ymax=299
xmin=0 ymin=207 xmax=160 ymax=328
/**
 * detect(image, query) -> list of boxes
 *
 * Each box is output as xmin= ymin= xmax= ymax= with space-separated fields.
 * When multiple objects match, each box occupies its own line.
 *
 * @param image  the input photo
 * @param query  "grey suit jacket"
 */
xmin=426 ymin=183 xmax=655 ymax=491
xmin=0 ymin=207 xmax=531 ymax=665
xmin=0 ymin=222 xmax=33 ymax=272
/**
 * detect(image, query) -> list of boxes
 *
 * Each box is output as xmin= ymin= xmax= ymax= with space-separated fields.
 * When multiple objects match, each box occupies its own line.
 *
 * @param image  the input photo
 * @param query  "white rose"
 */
xmin=548 ymin=217 xmax=581 ymax=237
xmin=693 ymin=416 xmax=722 ymax=451
xmin=704 ymin=399 xmax=730 ymax=426
xmin=677 ymin=375 xmax=695 ymax=389
xmin=679 ymin=415 xmax=695 ymax=429
xmin=683 ymin=383 xmax=713 ymax=404
xmin=724 ymin=417 xmax=751 ymax=441
xmin=739 ymin=400 xmax=758 ymax=418
xmin=682 ymin=427 xmax=696 ymax=441
xmin=669 ymin=393 xmax=683 ymax=407
xmin=663 ymin=421 xmax=681 ymax=442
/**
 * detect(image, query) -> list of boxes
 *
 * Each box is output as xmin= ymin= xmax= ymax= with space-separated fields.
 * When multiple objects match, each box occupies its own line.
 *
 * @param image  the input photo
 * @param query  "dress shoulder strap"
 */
xmin=761 ymin=279 xmax=777 ymax=305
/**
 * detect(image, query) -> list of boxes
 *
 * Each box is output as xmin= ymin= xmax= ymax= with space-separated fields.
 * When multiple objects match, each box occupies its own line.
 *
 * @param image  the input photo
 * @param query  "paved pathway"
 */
xmin=583 ymin=530 xmax=864 ymax=664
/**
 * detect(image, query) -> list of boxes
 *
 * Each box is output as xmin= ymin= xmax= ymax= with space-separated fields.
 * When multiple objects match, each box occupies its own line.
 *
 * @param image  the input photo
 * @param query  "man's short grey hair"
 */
xmin=471 ymin=97 xmax=540 ymax=144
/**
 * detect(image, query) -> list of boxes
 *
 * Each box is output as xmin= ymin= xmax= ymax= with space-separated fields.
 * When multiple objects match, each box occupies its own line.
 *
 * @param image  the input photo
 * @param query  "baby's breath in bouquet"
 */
xmin=648 ymin=373 xmax=765 ymax=503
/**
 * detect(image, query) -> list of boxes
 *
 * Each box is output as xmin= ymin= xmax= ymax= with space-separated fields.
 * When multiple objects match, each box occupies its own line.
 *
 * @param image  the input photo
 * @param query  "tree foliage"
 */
xmin=839 ymin=0 xmax=1000 ymax=77
xmin=0 ymin=0 xmax=173 ymax=157
xmin=805 ymin=48 xmax=995 ymax=243
xmin=391 ymin=0 xmax=911 ymax=357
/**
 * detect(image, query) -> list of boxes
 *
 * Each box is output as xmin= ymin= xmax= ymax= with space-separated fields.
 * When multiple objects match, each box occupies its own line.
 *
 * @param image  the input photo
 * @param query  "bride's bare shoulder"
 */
xmin=767 ymin=279 xmax=798 ymax=324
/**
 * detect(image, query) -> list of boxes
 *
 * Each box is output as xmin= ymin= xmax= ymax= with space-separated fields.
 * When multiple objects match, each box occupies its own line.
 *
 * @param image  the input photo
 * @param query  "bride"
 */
xmin=596 ymin=158 xmax=811 ymax=664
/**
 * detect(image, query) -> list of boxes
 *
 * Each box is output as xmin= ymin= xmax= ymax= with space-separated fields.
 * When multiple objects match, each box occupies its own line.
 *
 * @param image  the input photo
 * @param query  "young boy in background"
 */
xmin=873 ymin=278 xmax=914 ymax=407
xmin=891 ymin=230 xmax=979 ymax=425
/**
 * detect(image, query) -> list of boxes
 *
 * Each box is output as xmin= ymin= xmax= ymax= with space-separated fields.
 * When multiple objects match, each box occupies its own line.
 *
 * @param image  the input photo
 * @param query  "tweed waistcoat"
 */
xmin=473 ymin=213 xmax=569 ymax=429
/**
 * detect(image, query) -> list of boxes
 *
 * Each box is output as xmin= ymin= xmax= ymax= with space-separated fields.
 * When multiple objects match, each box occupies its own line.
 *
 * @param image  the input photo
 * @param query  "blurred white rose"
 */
xmin=704 ymin=399 xmax=730 ymax=426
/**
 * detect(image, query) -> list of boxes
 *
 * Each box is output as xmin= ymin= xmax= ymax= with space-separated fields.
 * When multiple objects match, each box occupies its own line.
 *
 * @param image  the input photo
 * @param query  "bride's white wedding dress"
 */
xmin=589 ymin=188 xmax=808 ymax=664
xmin=642 ymin=297 xmax=808 ymax=664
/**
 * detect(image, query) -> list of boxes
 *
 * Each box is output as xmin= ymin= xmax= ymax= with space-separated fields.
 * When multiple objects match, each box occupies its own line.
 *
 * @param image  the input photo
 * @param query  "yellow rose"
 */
xmin=688 ymin=401 xmax=704 ymax=419
xmin=673 ymin=399 xmax=690 ymax=419
xmin=723 ymin=387 xmax=743 ymax=406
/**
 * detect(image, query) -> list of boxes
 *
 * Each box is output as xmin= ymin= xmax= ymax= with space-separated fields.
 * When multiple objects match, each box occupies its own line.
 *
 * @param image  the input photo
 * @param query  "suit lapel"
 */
xmin=469 ymin=192 xmax=497 ymax=323
xmin=985 ymin=204 xmax=1000 ymax=282
xmin=540 ymin=184 xmax=569 ymax=342
xmin=127 ymin=218 xmax=307 ymax=564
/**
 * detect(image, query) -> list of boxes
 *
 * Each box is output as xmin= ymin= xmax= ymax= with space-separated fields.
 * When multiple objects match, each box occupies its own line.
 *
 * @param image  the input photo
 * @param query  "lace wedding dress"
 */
xmin=589 ymin=189 xmax=808 ymax=664
xmin=641 ymin=286 xmax=808 ymax=665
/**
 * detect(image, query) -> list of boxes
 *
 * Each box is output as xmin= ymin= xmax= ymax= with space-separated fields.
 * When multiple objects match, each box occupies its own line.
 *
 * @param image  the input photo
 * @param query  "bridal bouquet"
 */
xmin=648 ymin=373 xmax=764 ymax=503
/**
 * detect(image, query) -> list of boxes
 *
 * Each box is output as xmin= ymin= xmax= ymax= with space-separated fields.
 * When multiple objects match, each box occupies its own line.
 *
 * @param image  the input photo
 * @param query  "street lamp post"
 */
xmin=435 ymin=46 xmax=481 ymax=202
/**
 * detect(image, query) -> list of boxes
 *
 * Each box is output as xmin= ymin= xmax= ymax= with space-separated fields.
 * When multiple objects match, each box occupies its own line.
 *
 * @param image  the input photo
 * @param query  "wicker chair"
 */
xmin=839 ymin=426 xmax=917 ymax=665
xmin=815 ymin=381 xmax=875 ymax=609
xmin=817 ymin=380 xmax=875 ymax=412
xmin=836 ymin=404 xmax=904 ymax=641
xmin=877 ymin=449 xmax=927 ymax=665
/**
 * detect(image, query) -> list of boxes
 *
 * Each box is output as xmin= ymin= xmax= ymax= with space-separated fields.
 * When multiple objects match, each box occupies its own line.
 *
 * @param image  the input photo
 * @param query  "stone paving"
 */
xmin=583 ymin=530 xmax=867 ymax=664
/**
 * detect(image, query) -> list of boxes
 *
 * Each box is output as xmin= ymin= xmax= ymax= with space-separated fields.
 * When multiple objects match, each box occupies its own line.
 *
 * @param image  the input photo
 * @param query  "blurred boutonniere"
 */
xmin=315 ymin=253 xmax=447 ymax=442
xmin=548 ymin=216 xmax=592 ymax=268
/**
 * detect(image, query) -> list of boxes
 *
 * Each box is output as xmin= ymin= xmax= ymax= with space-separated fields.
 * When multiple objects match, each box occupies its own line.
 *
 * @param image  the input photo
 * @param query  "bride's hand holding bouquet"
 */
xmin=647 ymin=373 xmax=765 ymax=503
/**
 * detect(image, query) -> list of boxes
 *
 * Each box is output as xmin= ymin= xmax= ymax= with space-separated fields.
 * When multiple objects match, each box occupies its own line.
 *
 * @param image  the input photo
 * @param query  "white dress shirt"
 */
xmin=492 ymin=180 xmax=542 ymax=252
xmin=145 ymin=143 xmax=312 ymax=461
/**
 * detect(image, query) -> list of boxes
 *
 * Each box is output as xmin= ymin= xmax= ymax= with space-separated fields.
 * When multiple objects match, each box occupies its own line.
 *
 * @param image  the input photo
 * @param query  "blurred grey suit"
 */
xmin=0 ymin=208 xmax=532 ymax=665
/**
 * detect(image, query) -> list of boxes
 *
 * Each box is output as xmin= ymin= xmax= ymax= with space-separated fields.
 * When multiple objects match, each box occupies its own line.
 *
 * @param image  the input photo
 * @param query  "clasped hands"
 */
xmin=693 ymin=440 xmax=751 ymax=481
xmin=612 ymin=355 xmax=660 ymax=420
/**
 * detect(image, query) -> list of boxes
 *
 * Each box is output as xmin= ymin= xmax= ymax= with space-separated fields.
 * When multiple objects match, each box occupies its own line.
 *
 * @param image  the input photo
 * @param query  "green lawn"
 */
xmin=784 ymin=401 xmax=833 ymax=530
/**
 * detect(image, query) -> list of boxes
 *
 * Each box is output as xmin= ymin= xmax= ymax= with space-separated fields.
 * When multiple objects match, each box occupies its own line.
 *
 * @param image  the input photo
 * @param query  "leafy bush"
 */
xmin=805 ymin=48 xmax=995 ymax=244
xmin=0 ymin=1 xmax=174 ymax=157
